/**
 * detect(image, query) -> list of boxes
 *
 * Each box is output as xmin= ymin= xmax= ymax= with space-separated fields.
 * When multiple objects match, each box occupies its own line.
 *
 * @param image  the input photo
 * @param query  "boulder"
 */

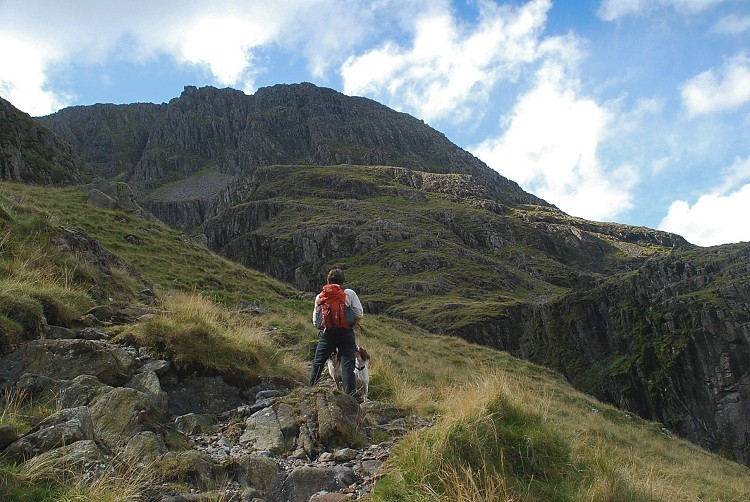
xmin=87 ymin=188 xmax=117 ymax=209
xmin=89 ymin=386 xmax=168 ymax=448
xmin=123 ymin=431 xmax=168 ymax=465
xmin=46 ymin=325 xmax=77 ymax=340
xmin=0 ymin=424 xmax=19 ymax=451
xmin=227 ymin=454 xmax=281 ymax=492
xmin=11 ymin=373 xmax=59 ymax=403
xmin=126 ymin=370 xmax=169 ymax=412
xmin=0 ymin=339 xmax=138 ymax=387
xmin=3 ymin=406 xmax=95 ymax=462
xmin=239 ymin=387 xmax=367 ymax=458
xmin=153 ymin=450 xmax=217 ymax=489
xmin=24 ymin=439 xmax=111 ymax=479
xmin=360 ymin=400 xmax=408 ymax=426
xmin=308 ymin=390 xmax=367 ymax=452
xmin=85 ymin=304 xmax=160 ymax=325
xmin=174 ymin=413 xmax=217 ymax=436
xmin=309 ymin=493 xmax=354 ymax=502
xmin=268 ymin=465 xmax=358 ymax=502
xmin=239 ymin=407 xmax=287 ymax=454
xmin=59 ymin=375 xmax=114 ymax=408
xmin=13 ymin=373 xmax=113 ymax=408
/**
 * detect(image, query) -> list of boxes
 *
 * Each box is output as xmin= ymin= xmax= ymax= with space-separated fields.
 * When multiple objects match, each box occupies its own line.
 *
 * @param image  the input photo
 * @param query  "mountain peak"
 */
xmin=39 ymin=83 xmax=548 ymax=207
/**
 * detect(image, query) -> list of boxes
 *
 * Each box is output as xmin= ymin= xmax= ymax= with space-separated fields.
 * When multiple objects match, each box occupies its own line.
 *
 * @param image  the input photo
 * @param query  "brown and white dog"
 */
xmin=327 ymin=346 xmax=370 ymax=402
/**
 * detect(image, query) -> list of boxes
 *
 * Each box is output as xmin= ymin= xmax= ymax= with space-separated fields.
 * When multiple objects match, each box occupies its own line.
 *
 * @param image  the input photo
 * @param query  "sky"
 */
xmin=1 ymin=0 xmax=749 ymax=246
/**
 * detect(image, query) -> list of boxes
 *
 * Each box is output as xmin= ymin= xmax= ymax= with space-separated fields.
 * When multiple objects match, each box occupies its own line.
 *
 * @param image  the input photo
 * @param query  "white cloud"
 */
xmin=659 ymin=156 xmax=750 ymax=246
xmin=280 ymin=0 xmax=412 ymax=80
xmin=341 ymin=0 xmax=552 ymax=123
xmin=175 ymin=13 xmax=278 ymax=86
xmin=597 ymin=0 xmax=728 ymax=20
xmin=471 ymin=36 xmax=636 ymax=221
xmin=0 ymin=34 xmax=71 ymax=116
xmin=680 ymin=53 xmax=750 ymax=117
xmin=712 ymin=14 xmax=750 ymax=35
xmin=715 ymin=155 xmax=750 ymax=194
xmin=659 ymin=186 xmax=750 ymax=246
xmin=0 ymin=0 xmax=388 ymax=114
xmin=0 ymin=0 xmax=283 ymax=113
xmin=597 ymin=0 xmax=648 ymax=20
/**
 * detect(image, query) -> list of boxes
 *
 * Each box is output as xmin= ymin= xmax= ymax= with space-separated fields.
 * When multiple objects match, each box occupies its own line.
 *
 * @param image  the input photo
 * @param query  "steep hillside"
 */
xmin=196 ymin=163 xmax=750 ymax=464
xmin=0 ymin=97 xmax=90 ymax=184
xmin=2 ymin=182 xmax=750 ymax=502
xmin=12 ymin=84 xmax=750 ymax=464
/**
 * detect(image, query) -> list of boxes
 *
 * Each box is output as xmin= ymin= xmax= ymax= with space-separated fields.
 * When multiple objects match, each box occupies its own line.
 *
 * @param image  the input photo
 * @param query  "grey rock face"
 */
xmin=0 ymin=96 xmax=89 ymax=184
xmin=37 ymin=83 xmax=545 ymax=226
xmin=511 ymin=244 xmax=750 ymax=464
xmin=268 ymin=465 xmax=357 ymax=502
xmin=3 ymin=406 xmax=95 ymax=461
xmin=0 ymin=339 xmax=138 ymax=387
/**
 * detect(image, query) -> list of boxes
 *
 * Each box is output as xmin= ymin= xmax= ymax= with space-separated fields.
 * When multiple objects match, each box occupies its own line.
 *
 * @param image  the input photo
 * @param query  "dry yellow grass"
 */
xmin=347 ymin=314 xmax=750 ymax=501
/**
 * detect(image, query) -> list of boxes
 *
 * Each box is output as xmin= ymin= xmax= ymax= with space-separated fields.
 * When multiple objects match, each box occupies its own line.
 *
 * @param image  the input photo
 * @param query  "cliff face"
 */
xmin=38 ymin=83 xmax=546 ymax=215
xmin=0 ymin=97 xmax=90 ymax=184
xmin=10 ymin=83 xmax=750 ymax=464
xmin=515 ymin=245 xmax=750 ymax=463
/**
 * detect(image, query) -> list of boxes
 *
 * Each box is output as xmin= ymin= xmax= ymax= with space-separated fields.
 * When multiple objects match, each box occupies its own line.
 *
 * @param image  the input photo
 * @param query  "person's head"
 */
xmin=327 ymin=268 xmax=345 ymax=285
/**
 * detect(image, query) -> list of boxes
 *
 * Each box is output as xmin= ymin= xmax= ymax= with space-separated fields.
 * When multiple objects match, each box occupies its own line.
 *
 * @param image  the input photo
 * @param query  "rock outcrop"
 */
xmin=37 ymin=83 xmax=547 ymax=225
xmin=0 ymin=96 xmax=90 ymax=184
xmin=522 ymin=244 xmax=750 ymax=463
xmin=0 ymin=311 xmax=427 ymax=501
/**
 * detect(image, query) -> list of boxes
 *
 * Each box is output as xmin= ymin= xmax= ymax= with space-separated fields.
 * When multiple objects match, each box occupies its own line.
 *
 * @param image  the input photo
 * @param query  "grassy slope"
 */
xmin=1 ymin=182 xmax=749 ymax=501
xmin=210 ymin=164 xmax=674 ymax=334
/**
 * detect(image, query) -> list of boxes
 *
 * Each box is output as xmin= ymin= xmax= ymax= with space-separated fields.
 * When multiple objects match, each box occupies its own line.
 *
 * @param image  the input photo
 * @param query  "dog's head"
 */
xmin=356 ymin=345 xmax=370 ymax=361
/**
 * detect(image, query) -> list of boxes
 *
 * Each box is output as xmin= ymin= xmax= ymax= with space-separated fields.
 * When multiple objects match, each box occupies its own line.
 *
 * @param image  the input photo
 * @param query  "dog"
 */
xmin=326 ymin=345 xmax=370 ymax=402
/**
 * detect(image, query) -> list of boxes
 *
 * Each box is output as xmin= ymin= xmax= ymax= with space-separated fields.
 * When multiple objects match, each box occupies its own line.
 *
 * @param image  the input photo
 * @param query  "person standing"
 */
xmin=309 ymin=268 xmax=364 ymax=396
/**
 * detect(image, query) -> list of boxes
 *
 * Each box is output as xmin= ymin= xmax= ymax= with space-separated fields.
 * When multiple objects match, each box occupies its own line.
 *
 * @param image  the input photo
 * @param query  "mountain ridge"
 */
xmin=38 ymin=83 xmax=550 ymax=208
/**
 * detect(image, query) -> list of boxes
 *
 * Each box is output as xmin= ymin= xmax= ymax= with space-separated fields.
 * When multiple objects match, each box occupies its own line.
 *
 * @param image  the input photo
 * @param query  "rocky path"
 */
xmin=0 ymin=321 xmax=434 ymax=502
xmin=147 ymin=384 xmax=435 ymax=502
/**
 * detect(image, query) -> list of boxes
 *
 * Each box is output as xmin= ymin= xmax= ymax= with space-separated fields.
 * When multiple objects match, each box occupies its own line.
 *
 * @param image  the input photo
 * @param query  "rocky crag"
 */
xmin=3 ymin=84 xmax=749 ymax=465
xmin=37 ymin=83 xmax=545 ymax=212
xmin=0 ymin=97 xmax=90 ymax=184
xmin=0 ymin=288 xmax=423 ymax=502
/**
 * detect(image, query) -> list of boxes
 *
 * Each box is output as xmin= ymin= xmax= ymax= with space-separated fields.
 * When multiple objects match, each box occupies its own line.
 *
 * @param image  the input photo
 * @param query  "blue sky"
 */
xmin=1 ymin=0 xmax=749 ymax=246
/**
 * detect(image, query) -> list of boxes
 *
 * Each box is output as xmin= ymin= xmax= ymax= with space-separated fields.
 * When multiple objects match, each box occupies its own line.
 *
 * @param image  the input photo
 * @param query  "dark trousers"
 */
xmin=309 ymin=327 xmax=357 ymax=395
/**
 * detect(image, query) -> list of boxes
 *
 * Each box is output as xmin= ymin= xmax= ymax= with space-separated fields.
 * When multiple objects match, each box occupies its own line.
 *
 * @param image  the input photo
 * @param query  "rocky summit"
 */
xmin=2 ymin=82 xmax=750 ymax=473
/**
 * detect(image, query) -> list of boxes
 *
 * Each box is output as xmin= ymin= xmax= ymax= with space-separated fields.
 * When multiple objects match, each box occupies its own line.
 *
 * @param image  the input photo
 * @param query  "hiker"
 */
xmin=309 ymin=267 xmax=364 ymax=396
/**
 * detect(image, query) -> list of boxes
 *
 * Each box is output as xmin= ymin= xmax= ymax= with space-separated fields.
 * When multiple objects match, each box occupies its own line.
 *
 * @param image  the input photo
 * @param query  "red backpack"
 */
xmin=315 ymin=284 xmax=354 ymax=330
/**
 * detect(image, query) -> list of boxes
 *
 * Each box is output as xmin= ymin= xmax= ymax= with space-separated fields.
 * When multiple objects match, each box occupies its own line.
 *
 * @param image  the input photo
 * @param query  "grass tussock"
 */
xmin=1 ymin=449 xmax=157 ymax=502
xmin=0 ymin=386 xmax=61 ymax=435
xmin=114 ymin=292 xmax=307 ymax=381
xmin=370 ymin=368 xmax=750 ymax=501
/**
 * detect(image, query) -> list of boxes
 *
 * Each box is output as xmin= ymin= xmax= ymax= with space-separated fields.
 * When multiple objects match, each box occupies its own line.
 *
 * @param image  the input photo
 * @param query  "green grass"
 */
xmin=112 ymin=291 xmax=308 ymax=382
xmin=1 ymin=181 xmax=749 ymax=501
xmin=1 ymin=182 xmax=296 ymax=307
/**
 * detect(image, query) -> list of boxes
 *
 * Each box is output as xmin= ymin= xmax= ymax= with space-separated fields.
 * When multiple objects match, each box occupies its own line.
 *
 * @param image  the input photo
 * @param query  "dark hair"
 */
xmin=327 ymin=268 xmax=345 ymax=285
